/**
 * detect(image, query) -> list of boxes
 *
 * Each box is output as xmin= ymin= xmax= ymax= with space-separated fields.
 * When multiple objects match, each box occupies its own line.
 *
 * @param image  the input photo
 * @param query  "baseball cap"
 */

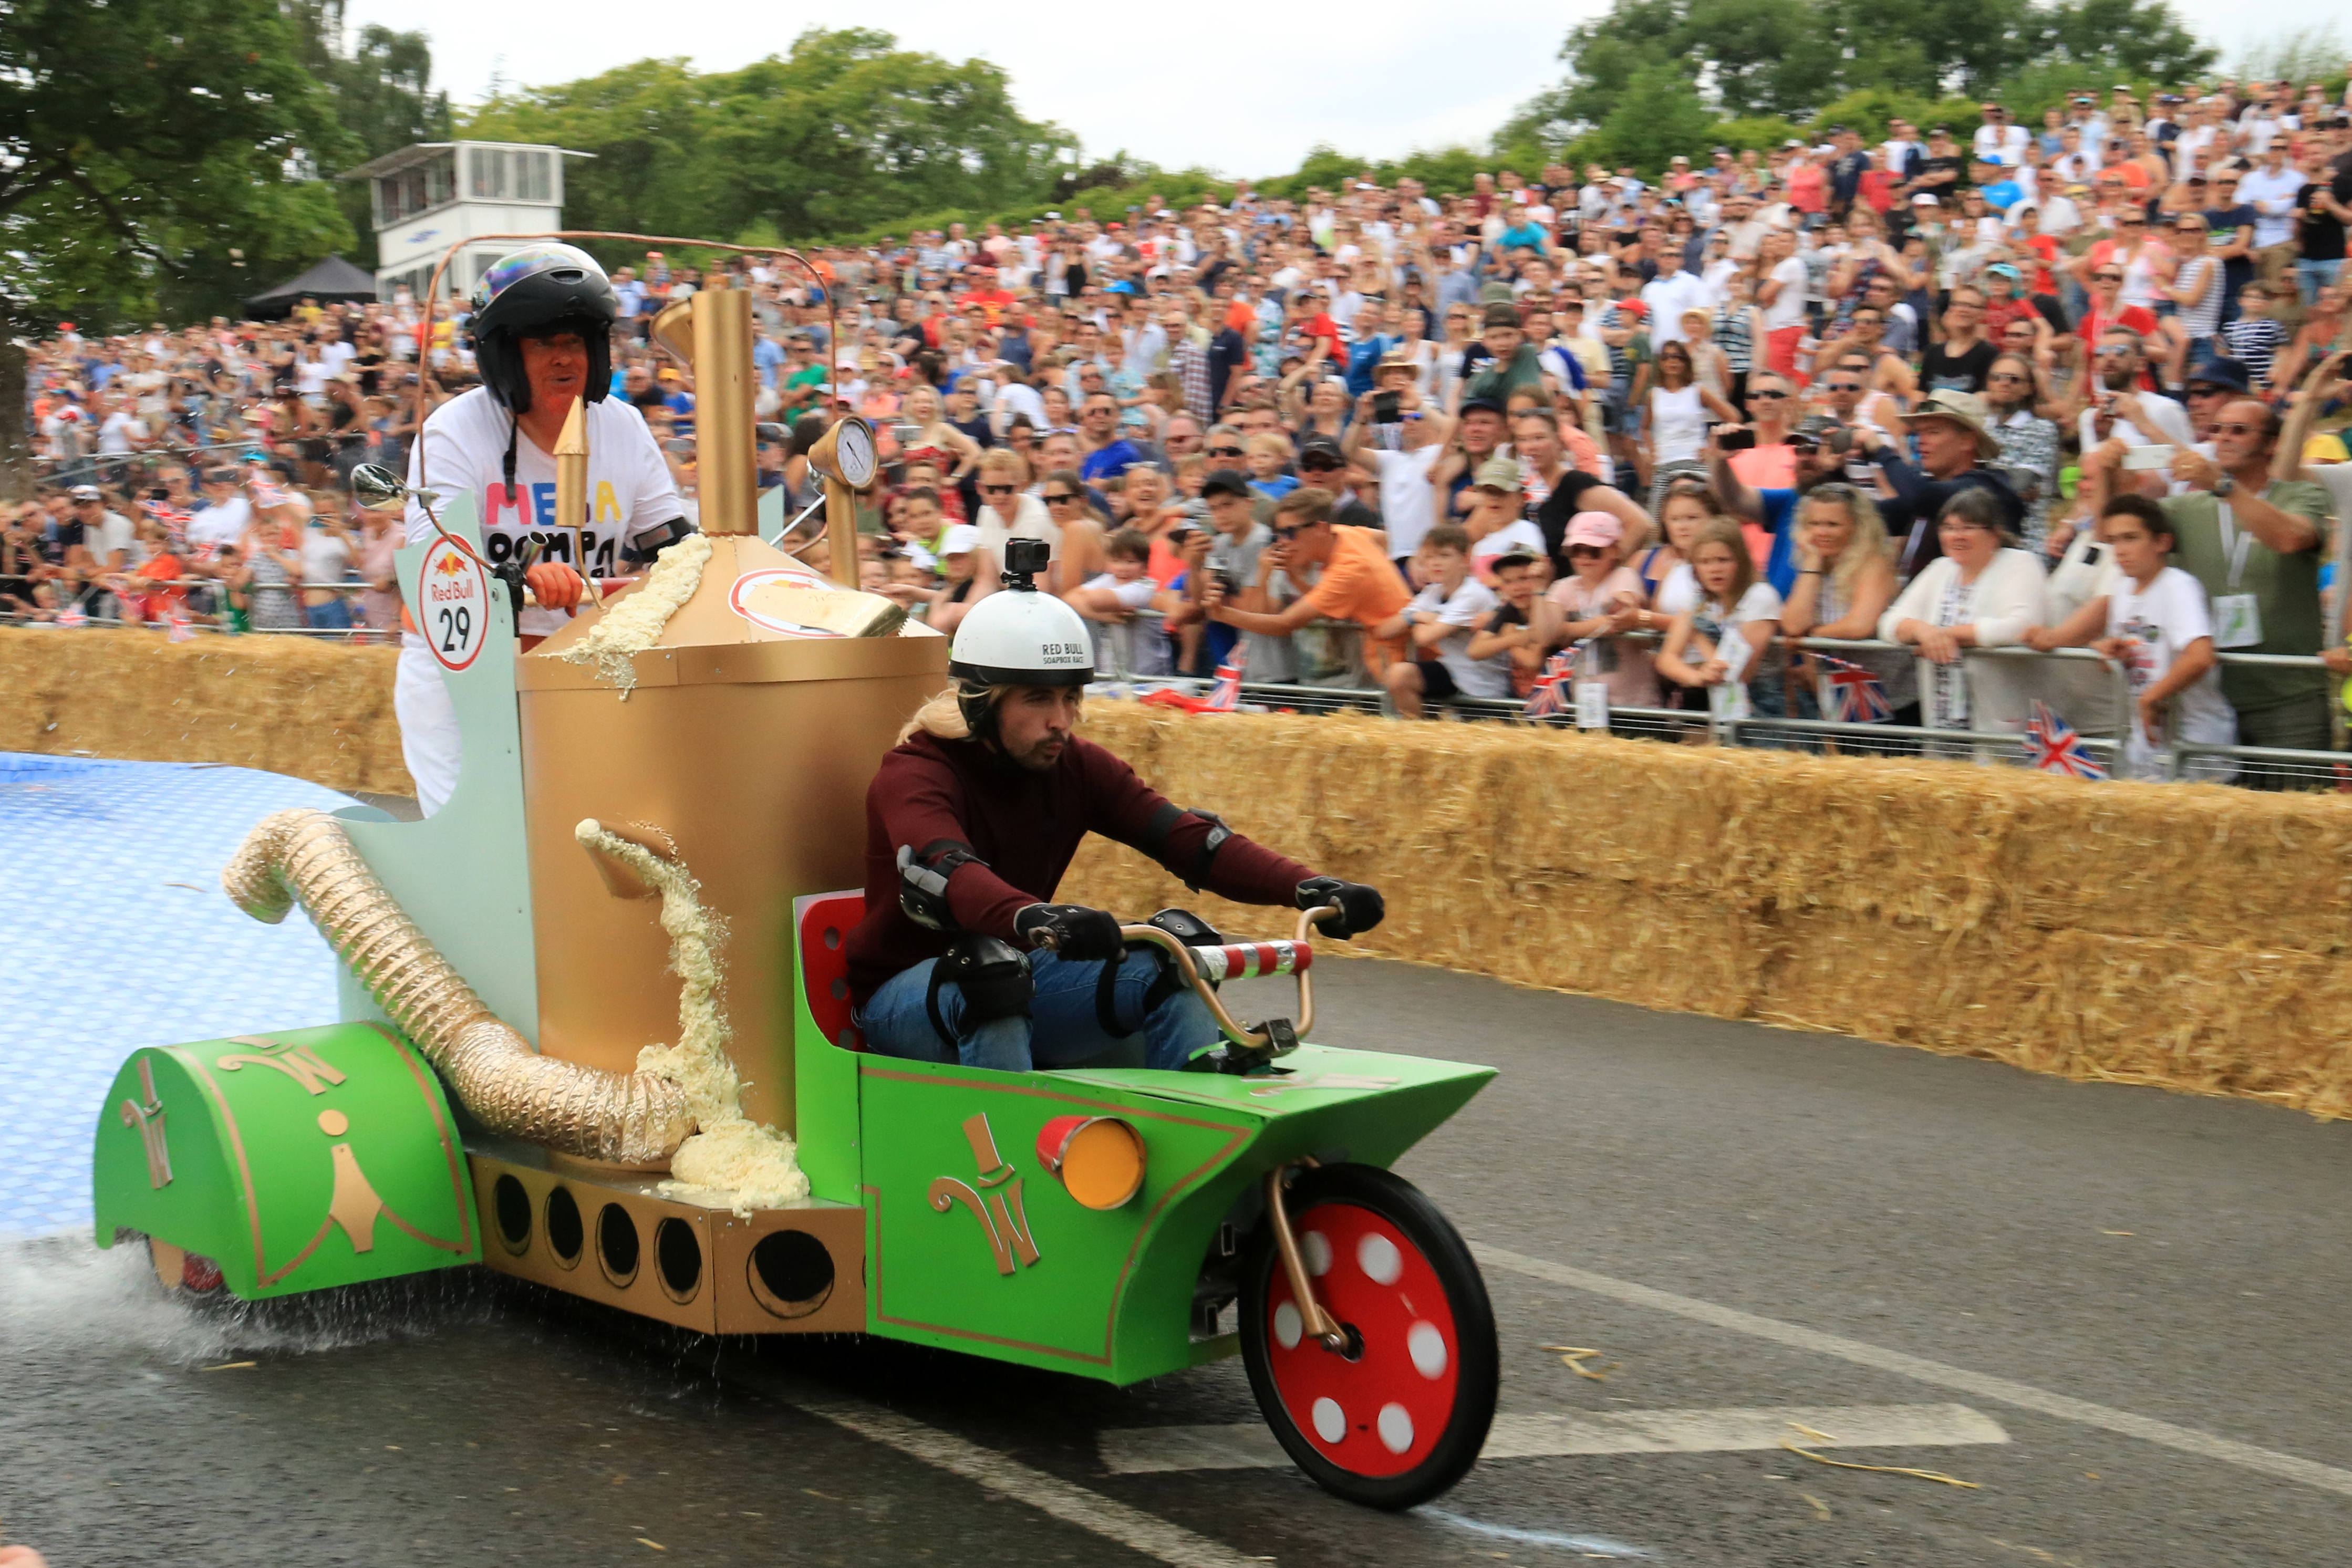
xmin=1481 ymin=301 xmax=1522 ymax=329
xmin=1490 ymin=546 xmax=1543 ymax=573
xmin=69 ymin=484 xmax=101 ymax=501
xmin=937 ymin=523 xmax=981 ymax=555
xmin=2184 ymin=356 xmax=2252 ymax=395
xmin=1473 ymin=457 xmax=1522 ymax=491
xmin=1911 ymin=193 xmax=1941 ymax=206
xmin=1200 ymin=469 xmax=1253 ymax=499
xmin=1565 ymin=511 xmax=1623 ymax=549
xmin=1458 ymin=395 xmax=1509 ymax=419
xmin=1298 ymin=433 xmax=1345 ymax=466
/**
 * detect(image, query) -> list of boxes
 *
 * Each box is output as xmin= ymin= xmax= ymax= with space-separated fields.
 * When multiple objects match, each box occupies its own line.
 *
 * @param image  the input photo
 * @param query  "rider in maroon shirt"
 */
xmin=846 ymin=542 xmax=1383 ymax=1072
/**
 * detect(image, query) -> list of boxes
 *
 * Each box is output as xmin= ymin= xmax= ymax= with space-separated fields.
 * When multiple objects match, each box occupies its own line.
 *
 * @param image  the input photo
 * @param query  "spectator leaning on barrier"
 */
xmin=1880 ymin=488 xmax=2049 ymax=758
xmin=2091 ymin=399 xmax=2335 ymax=773
xmin=2026 ymin=493 xmax=2236 ymax=782
xmin=1205 ymin=482 xmax=1408 ymax=682
xmin=1385 ymin=523 xmax=1506 ymax=718
xmin=1191 ymin=466 xmax=1298 ymax=683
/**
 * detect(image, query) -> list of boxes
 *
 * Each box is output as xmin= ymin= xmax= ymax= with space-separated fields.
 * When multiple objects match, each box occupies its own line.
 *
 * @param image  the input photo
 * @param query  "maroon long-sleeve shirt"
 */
xmin=844 ymin=729 xmax=1313 ymax=1004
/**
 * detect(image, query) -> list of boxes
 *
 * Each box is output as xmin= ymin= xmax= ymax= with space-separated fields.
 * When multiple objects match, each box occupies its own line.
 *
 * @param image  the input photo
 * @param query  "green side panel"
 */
xmin=792 ymin=985 xmax=865 ymax=1207
xmin=856 ymin=1044 xmax=1494 ymax=1385
xmin=91 ymin=1022 xmax=482 ymax=1298
xmin=857 ymin=1057 xmax=1260 ymax=1381
xmin=334 ymin=491 xmax=541 ymax=1043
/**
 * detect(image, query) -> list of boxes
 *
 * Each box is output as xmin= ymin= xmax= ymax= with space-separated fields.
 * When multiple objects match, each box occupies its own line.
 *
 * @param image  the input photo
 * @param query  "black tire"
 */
xmin=1238 ymin=1163 xmax=1498 ymax=1509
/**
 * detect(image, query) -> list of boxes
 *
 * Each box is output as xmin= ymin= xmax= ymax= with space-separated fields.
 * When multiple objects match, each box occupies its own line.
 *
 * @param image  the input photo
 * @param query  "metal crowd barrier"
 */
xmin=1099 ymin=629 xmax=2347 ymax=789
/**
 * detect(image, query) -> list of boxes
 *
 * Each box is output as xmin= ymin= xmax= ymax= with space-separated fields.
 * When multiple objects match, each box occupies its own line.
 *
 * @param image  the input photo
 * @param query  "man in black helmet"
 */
xmin=844 ymin=542 xmax=1384 ymax=1074
xmin=395 ymin=243 xmax=697 ymax=813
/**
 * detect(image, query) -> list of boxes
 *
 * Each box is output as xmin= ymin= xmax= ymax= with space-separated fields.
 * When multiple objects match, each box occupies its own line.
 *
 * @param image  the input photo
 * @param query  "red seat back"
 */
xmin=795 ymin=890 xmax=868 ymax=1053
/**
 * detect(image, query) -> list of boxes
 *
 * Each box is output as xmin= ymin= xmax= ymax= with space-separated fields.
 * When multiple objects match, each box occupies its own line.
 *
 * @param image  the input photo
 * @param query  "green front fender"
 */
xmin=92 ymin=1022 xmax=481 ymax=1297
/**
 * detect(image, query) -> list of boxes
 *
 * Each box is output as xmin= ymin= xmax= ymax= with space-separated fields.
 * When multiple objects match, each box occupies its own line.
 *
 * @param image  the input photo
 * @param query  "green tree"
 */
xmin=462 ymin=29 xmax=1075 ymax=249
xmin=1590 ymin=65 xmax=1727 ymax=176
xmin=2 ymin=0 xmax=354 ymax=491
xmin=283 ymin=1 xmax=455 ymax=268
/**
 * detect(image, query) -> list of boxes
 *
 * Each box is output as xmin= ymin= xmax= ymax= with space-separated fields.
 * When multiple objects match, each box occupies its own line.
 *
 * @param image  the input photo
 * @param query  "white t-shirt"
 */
xmin=1762 ymin=257 xmax=1810 ymax=331
xmin=1470 ymin=518 xmax=1545 ymax=565
xmin=1654 ymin=560 xmax=1701 ymax=616
xmin=97 ymin=411 xmax=142 ymax=456
xmin=2235 ymin=166 xmax=2306 ymax=249
xmin=1408 ymin=576 xmax=1508 ymax=698
xmin=186 ymin=496 xmax=252 ymax=559
xmin=405 ymin=387 xmax=687 ymax=638
xmin=1640 ymin=271 xmax=1713 ymax=346
xmin=1373 ymin=444 xmax=1444 ymax=560
xmin=2106 ymin=565 xmax=2235 ymax=780
xmin=300 ymin=527 xmax=353 ymax=593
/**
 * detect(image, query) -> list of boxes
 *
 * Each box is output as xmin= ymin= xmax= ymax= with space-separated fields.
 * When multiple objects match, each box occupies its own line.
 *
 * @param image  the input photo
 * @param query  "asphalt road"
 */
xmin=7 ymin=956 xmax=2351 ymax=1568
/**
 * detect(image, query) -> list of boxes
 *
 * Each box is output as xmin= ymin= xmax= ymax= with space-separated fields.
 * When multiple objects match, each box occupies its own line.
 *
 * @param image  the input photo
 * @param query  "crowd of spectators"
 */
xmin=12 ymin=72 xmax=2352 ymax=781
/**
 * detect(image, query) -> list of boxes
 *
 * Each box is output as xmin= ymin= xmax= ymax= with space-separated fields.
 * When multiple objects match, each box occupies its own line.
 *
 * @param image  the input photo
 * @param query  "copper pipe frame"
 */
xmin=1262 ymin=1162 xmax=1344 ymax=1349
xmin=411 ymin=229 xmax=838 ymax=500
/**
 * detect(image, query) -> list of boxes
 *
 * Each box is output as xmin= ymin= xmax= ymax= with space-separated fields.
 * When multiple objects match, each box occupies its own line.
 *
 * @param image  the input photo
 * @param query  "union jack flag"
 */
xmin=140 ymin=501 xmax=191 ymax=555
xmin=167 ymin=611 xmax=195 ymax=643
xmin=1207 ymin=646 xmax=1246 ymax=712
xmin=56 ymin=601 xmax=87 ymax=628
xmin=2022 ymin=700 xmax=2107 ymax=781
xmin=1523 ymin=650 xmax=1573 ymax=720
xmin=1816 ymin=655 xmax=1892 ymax=724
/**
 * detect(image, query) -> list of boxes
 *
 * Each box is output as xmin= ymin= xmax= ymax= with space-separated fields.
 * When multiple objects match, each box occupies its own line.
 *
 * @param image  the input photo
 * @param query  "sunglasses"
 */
xmin=2210 ymin=420 xmax=2264 ymax=436
xmin=980 ymin=483 xmax=1017 ymax=496
xmin=1988 ymin=370 xmax=2029 ymax=382
xmin=1043 ymin=491 xmax=1077 ymax=503
xmin=1566 ymin=544 xmax=1607 ymax=557
xmin=1271 ymin=525 xmax=1301 ymax=541
xmin=1823 ymin=380 xmax=1863 ymax=392
xmin=2094 ymin=272 xmax=2125 ymax=282
xmin=1207 ymin=445 xmax=1245 ymax=458
xmin=1749 ymin=388 xmax=1788 ymax=400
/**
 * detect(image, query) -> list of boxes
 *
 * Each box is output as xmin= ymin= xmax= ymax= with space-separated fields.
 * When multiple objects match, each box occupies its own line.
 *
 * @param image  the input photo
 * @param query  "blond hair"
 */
xmin=895 ymin=681 xmax=1085 ymax=744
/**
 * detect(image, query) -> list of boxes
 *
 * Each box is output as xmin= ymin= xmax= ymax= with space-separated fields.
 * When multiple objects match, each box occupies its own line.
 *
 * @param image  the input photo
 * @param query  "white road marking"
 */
xmin=1474 ymin=1242 xmax=2352 ymax=1501
xmin=1101 ymin=1401 xmax=2007 ymax=1474
xmin=789 ymin=1396 xmax=1262 ymax=1568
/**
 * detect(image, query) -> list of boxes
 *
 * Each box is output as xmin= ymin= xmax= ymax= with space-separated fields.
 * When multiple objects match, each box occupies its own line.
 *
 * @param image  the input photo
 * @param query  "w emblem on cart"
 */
xmin=928 ymin=1113 xmax=1041 ymax=1275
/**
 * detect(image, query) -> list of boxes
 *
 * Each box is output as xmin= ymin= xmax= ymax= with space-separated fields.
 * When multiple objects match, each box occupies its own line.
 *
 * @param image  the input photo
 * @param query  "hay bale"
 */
xmin=1067 ymin=701 xmax=2352 ymax=1120
xmin=0 ymin=628 xmax=411 ymax=795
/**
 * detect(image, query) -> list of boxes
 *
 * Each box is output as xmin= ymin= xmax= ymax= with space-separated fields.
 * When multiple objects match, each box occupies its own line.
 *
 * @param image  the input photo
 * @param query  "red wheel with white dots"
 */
xmin=1238 ymin=1163 xmax=1498 ymax=1509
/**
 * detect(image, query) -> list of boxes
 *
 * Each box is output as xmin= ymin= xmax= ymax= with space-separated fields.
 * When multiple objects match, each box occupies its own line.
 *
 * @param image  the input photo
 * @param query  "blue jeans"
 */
xmin=857 ymin=946 xmax=1218 ymax=1072
xmin=2298 ymin=258 xmax=2342 ymax=309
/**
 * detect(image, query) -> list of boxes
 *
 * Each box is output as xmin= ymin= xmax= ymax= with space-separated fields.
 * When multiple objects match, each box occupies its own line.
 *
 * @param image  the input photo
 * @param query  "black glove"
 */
xmin=1297 ymin=876 xmax=1384 ymax=940
xmin=1013 ymin=902 xmax=1124 ymax=962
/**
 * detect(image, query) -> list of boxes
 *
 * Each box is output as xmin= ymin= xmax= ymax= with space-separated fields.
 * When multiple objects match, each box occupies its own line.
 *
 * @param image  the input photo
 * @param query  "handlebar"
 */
xmin=1116 ymin=904 xmax=1336 ymax=1054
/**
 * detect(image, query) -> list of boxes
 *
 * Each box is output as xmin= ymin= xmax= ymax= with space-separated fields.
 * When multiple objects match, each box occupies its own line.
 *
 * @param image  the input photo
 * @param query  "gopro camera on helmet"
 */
xmin=1003 ymin=537 xmax=1050 ymax=589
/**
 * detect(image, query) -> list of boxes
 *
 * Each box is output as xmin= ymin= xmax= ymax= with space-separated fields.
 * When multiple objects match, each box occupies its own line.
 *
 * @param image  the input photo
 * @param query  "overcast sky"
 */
xmin=349 ymin=0 xmax=2329 ymax=180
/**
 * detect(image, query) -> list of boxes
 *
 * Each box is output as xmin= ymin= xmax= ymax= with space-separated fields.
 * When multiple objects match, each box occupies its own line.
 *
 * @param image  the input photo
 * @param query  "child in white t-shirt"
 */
xmin=1383 ymin=524 xmax=1505 ymax=715
xmin=2025 ymin=495 xmax=2234 ymax=781
xmin=1070 ymin=526 xmax=1179 ymax=675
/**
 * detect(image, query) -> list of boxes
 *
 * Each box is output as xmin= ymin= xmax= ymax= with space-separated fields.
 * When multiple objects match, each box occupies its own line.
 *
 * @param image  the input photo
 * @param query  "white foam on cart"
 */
xmin=546 ymin=533 xmax=712 ymax=697
xmin=575 ymin=818 xmax=810 ymax=1214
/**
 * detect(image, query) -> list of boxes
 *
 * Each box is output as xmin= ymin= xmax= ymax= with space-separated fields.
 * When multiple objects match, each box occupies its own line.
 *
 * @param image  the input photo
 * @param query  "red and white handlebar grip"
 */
xmin=1185 ymin=940 xmax=1311 ymax=982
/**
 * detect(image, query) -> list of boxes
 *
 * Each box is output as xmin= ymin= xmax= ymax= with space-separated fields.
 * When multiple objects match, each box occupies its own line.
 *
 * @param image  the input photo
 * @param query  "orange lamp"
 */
xmin=1035 ymin=1115 xmax=1146 ymax=1210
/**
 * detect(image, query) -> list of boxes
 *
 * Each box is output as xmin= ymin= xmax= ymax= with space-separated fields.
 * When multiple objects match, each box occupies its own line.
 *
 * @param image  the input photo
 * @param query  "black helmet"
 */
xmin=467 ymin=243 xmax=618 ymax=413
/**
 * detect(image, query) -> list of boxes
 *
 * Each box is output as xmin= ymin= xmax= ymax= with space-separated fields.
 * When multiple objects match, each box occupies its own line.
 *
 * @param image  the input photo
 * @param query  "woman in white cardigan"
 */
xmin=1878 ymin=487 xmax=2049 ymax=760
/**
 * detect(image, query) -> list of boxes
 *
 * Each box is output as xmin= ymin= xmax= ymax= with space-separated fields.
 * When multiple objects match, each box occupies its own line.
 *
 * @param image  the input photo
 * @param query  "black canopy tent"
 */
xmin=244 ymin=256 xmax=378 ymax=319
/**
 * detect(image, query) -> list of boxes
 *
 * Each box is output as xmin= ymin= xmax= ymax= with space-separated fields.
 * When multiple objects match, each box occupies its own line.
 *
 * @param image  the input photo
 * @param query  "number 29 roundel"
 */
xmin=420 ymin=539 xmax=490 ymax=672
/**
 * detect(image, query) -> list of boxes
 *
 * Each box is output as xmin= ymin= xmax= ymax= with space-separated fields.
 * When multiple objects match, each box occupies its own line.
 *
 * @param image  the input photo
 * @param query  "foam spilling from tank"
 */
xmin=574 ymin=818 xmax=811 ymax=1215
xmin=0 ymin=1233 xmax=490 ymax=1367
xmin=545 ymin=532 xmax=713 ymax=697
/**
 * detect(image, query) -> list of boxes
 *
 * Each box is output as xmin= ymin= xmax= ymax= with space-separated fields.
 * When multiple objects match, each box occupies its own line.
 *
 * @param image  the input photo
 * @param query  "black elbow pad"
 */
xmin=622 ymin=517 xmax=698 ymax=565
xmin=896 ymin=839 xmax=987 ymax=930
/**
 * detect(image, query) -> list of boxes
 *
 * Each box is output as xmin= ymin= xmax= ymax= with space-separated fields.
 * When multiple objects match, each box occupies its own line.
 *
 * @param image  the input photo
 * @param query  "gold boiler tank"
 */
xmin=518 ymin=278 xmax=946 ymax=1136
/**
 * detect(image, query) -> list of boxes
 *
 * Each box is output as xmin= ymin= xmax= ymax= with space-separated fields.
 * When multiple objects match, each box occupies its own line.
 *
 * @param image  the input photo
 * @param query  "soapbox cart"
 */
xmin=87 ymin=247 xmax=1501 ymax=1509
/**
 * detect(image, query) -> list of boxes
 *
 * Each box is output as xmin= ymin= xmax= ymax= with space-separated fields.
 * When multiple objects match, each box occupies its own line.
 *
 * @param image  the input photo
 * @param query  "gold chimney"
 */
xmin=517 ymin=280 xmax=945 ymax=1136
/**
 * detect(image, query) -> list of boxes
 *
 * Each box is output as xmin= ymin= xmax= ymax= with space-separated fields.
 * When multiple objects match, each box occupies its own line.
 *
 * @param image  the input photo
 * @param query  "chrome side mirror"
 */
xmin=350 ymin=463 xmax=441 ymax=513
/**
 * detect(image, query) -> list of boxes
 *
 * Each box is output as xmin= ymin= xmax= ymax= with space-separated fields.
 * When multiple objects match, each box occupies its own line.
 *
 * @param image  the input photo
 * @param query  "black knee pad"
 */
xmin=927 ymin=934 xmax=1032 ymax=1050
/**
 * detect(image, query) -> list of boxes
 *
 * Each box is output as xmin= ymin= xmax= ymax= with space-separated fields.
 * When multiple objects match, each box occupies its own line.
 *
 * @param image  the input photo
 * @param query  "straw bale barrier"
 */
xmin=10 ymin=628 xmax=2349 ymax=1115
xmin=0 ymin=627 xmax=410 ymax=795
xmin=1062 ymin=703 xmax=2352 ymax=1119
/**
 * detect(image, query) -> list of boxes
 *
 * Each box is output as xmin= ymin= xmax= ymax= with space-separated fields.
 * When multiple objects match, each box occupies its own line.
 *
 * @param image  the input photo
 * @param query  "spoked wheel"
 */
xmin=1238 ymin=1163 xmax=1498 ymax=1509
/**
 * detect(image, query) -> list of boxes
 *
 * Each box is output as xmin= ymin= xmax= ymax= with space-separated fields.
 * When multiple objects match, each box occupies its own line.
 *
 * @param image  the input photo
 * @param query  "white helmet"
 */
xmin=947 ymin=542 xmax=1093 ymax=690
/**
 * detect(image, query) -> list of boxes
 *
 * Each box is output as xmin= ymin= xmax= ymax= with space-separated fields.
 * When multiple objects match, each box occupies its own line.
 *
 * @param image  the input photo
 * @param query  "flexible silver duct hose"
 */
xmin=222 ymin=808 xmax=696 ymax=1166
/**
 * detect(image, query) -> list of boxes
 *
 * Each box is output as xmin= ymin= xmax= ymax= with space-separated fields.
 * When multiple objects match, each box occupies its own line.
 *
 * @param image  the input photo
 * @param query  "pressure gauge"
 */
xmin=833 ymin=418 xmax=877 ymax=490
